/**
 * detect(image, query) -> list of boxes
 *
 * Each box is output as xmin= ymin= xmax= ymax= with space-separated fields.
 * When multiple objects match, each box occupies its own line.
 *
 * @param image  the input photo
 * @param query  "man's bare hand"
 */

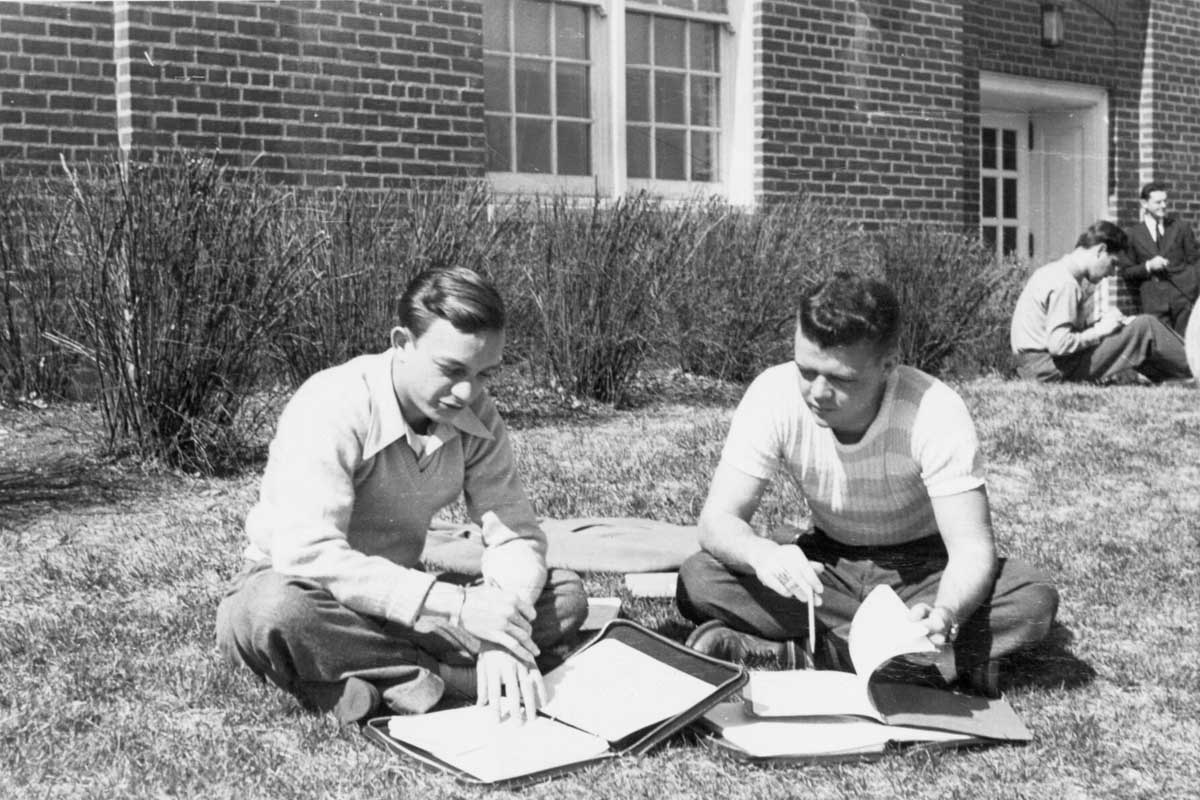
xmin=460 ymin=583 xmax=539 ymax=666
xmin=1147 ymin=255 xmax=1170 ymax=273
xmin=477 ymin=644 xmax=547 ymax=722
xmin=750 ymin=542 xmax=824 ymax=604
xmin=1093 ymin=310 xmax=1126 ymax=338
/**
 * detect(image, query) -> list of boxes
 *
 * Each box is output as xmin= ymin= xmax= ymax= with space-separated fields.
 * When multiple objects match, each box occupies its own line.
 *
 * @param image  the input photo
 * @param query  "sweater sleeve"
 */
xmin=244 ymin=369 xmax=437 ymax=626
xmin=1044 ymin=278 xmax=1095 ymax=356
xmin=461 ymin=393 xmax=548 ymax=607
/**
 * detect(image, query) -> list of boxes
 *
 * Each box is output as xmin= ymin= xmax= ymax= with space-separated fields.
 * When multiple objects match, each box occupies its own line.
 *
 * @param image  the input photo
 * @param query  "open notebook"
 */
xmin=698 ymin=585 xmax=1031 ymax=762
xmin=363 ymin=620 xmax=746 ymax=786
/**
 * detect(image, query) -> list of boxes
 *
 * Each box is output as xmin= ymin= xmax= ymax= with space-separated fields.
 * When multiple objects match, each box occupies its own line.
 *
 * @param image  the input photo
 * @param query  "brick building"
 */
xmin=2 ymin=0 xmax=1198 ymax=259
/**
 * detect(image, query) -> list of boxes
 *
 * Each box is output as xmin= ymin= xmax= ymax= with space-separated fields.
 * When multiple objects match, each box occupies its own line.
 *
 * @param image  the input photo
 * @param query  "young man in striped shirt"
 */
xmin=676 ymin=273 xmax=1058 ymax=695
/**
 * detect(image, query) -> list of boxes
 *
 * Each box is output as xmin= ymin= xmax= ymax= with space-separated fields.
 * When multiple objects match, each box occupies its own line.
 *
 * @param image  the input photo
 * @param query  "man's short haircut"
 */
xmin=1074 ymin=220 xmax=1127 ymax=252
xmin=397 ymin=267 xmax=506 ymax=339
xmin=1140 ymin=181 xmax=1169 ymax=201
xmin=796 ymin=272 xmax=901 ymax=352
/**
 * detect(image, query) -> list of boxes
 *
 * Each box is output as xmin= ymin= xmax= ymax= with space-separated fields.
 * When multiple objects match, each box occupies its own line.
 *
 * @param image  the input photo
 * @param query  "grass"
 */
xmin=2 ymin=373 xmax=1199 ymax=799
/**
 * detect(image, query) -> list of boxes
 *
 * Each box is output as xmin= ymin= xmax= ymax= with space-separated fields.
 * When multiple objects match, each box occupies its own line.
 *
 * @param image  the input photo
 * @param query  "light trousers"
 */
xmin=1014 ymin=314 xmax=1190 ymax=383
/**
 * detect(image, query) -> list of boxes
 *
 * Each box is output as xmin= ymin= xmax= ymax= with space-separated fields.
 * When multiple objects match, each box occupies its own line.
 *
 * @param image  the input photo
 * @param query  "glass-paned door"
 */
xmin=979 ymin=113 xmax=1028 ymax=259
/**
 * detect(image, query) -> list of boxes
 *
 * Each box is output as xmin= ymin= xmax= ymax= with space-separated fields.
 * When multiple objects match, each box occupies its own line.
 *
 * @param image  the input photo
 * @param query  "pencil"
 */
xmin=807 ymin=591 xmax=816 ymax=660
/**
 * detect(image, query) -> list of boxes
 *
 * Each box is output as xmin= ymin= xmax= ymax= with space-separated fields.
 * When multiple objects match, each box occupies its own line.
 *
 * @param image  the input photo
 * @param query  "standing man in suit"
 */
xmin=1118 ymin=182 xmax=1200 ymax=335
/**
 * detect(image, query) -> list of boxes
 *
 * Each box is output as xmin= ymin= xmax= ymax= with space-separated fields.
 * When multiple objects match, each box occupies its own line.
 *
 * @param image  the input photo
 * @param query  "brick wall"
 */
xmin=0 ymin=1 xmax=118 ymax=175
xmin=754 ymin=0 xmax=967 ymax=226
xmin=2 ymin=0 xmax=487 ymax=189
xmin=1141 ymin=0 xmax=1200 ymax=228
xmin=120 ymin=0 xmax=486 ymax=189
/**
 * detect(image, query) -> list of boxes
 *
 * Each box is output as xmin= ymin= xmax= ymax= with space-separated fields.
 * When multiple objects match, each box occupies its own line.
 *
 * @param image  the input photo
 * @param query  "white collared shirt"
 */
xmin=1145 ymin=215 xmax=1163 ymax=241
xmin=243 ymin=349 xmax=547 ymax=626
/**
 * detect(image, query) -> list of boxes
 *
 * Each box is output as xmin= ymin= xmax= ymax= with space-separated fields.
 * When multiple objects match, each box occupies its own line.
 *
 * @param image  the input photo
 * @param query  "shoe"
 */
xmin=300 ymin=676 xmax=381 ymax=725
xmin=685 ymin=620 xmax=810 ymax=669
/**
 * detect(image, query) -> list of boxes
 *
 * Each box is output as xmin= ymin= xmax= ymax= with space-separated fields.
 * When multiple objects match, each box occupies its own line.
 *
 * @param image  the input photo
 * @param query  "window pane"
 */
xmin=1002 ymin=177 xmax=1017 ymax=219
xmin=981 ymin=128 xmax=996 ymax=170
xmin=663 ymin=0 xmax=694 ymax=9
xmin=486 ymin=114 xmax=512 ymax=172
xmin=655 ymin=127 xmax=686 ymax=179
xmin=981 ymin=176 xmax=996 ymax=218
xmin=557 ymin=63 xmax=588 ymax=118
xmin=627 ymin=125 xmax=651 ymax=178
xmin=655 ymin=72 xmax=685 ymax=124
xmin=626 ymin=68 xmax=650 ymax=122
xmin=690 ymin=75 xmax=716 ymax=126
xmin=626 ymin=12 xmax=651 ymax=65
xmin=690 ymin=130 xmax=715 ymax=181
xmin=557 ymin=121 xmax=590 ymax=175
xmin=1002 ymin=129 xmax=1017 ymax=171
xmin=690 ymin=23 xmax=718 ymax=71
xmin=981 ymin=226 xmax=997 ymax=252
xmin=483 ymin=0 xmax=509 ymax=51
xmin=516 ymin=118 xmax=552 ymax=173
xmin=484 ymin=55 xmax=509 ymax=112
xmin=514 ymin=58 xmax=551 ymax=114
xmin=654 ymin=17 xmax=686 ymax=67
xmin=1002 ymin=226 xmax=1017 ymax=255
xmin=555 ymin=2 xmax=587 ymax=59
xmin=513 ymin=0 xmax=551 ymax=56
xmin=696 ymin=0 xmax=727 ymax=11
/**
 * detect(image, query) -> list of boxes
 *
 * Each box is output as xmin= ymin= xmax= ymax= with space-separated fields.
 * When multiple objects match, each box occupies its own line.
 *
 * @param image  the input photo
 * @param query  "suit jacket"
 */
xmin=1118 ymin=216 xmax=1200 ymax=314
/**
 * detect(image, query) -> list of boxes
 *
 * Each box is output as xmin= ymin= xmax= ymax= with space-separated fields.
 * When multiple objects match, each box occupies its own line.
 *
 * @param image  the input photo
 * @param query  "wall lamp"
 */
xmin=1041 ymin=1 xmax=1065 ymax=48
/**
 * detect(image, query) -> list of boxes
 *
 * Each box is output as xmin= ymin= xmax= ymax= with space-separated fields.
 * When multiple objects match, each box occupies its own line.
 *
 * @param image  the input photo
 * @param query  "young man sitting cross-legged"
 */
xmin=676 ymin=272 xmax=1059 ymax=695
xmin=216 ymin=267 xmax=586 ymax=724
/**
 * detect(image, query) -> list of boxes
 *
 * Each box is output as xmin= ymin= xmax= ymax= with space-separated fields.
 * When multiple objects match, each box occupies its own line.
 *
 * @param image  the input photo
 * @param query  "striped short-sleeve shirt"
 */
xmin=720 ymin=363 xmax=985 ymax=546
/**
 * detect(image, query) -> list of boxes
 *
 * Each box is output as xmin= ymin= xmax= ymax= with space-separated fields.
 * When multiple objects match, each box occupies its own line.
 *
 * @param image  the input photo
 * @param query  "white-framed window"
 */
xmin=483 ymin=0 xmax=750 ymax=201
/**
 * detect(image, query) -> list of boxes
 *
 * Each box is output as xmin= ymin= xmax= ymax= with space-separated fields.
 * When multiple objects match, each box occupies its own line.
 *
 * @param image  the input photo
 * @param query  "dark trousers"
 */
xmin=676 ymin=531 xmax=1059 ymax=675
xmin=216 ymin=562 xmax=587 ymax=715
xmin=1014 ymin=314 xmax=1190 ymax=383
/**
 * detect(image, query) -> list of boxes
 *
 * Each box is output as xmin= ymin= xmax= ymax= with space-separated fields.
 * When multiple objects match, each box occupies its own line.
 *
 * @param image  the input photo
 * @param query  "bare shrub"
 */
xmin=504 ymin=193 xmax=713 ymax=405
xmin=0 ymin=177 xmax=81 ymax=401
xmin=668 ymin=199 xmax=863 ymax=383
xmin=872 ymin=224 xmax=1022 ymax=377
xmin=55 ymin=156 xmax=323 ymax=473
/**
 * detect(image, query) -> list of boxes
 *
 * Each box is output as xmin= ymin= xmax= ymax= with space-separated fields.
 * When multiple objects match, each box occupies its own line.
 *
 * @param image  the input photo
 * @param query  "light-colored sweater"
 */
xmin=244 ymin=350 xmax=547 ymax=627
xmin=1010 ymin=260 xmax=1098 ymax=355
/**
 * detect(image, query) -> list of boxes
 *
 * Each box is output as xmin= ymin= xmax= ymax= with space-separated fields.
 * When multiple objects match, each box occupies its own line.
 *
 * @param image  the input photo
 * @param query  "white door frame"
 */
xmin=980 ymin=72 xmax=1109 ymax=262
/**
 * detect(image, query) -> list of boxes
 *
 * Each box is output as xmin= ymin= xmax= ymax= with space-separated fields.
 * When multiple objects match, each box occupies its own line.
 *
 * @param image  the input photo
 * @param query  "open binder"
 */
xmin=362 ymin=619 xmax=747 ymax=786
xmin=693 ymin=586 xmax=1033 ymax=764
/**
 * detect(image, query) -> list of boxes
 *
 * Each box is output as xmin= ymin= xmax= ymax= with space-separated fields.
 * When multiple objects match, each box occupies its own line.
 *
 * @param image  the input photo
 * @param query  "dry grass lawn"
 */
xmin=1 ymin=373 xmax=1198 ymax=799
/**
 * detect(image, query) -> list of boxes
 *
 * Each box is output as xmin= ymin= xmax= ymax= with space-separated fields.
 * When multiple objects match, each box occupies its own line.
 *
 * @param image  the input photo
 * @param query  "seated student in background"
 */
xmin=677 ymin=273 xmax=1058 ymax=696
xmin=1010 ymin=220 xmax=1191 ymax=384
xmin=217 ymin=267 xmax=586 ymax=724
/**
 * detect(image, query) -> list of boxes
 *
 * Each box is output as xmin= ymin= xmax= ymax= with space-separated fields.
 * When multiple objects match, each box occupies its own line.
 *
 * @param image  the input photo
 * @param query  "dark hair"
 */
xmin=1140 ymin=181 xmax=1169 ymax=201
xmin=397 ymin=267 xmax=506 ymax=339
xmin=1074 ymin=220 xmax=1127 ymax=251
xmin=796 ymin=272 xmax=901 ymax=351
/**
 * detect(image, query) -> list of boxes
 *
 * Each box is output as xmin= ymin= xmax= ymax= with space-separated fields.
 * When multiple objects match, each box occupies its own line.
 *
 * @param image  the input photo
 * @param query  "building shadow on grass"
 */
xmin=0 ymin=455 xmax=139 ymax=531
xmin=1001 ymin=622 xmax=1095 ymax=692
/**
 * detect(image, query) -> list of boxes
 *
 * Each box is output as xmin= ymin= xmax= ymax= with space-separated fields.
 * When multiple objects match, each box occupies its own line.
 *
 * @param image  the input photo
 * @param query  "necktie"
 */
xmin=1157 ymin=222 xmax=1165 ymax=250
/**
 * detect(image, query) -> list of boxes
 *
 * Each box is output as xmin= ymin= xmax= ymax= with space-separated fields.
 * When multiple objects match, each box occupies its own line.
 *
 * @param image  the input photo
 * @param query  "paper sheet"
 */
xmin=745 ymin=585 xmax=937 ymax=719
xmin=847 ymin=584 xmax=936 ymax=681
xmin=745 ymin=670 xmax=882 ymax=721
xmin=386 ymin=705 xmax=610 ymax=783
xmin=702 ymin=701 xmax=973 ymax=758
xmin=541 ymin=638 xmax=715 ymax=742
